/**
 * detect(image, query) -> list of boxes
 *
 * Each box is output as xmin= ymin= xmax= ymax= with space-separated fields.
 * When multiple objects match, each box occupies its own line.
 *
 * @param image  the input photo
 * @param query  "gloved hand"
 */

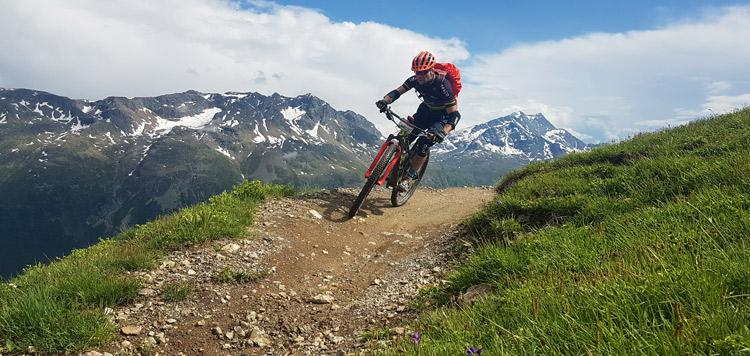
xmin=431 ymin=129 xmax=446 ymax=144
xmin=376 ymin=100 xmax=388 ymax=113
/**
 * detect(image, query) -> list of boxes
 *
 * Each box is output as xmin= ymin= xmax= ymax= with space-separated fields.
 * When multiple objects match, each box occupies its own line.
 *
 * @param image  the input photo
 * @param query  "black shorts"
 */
xmin=409 ymin=103 xmax=450 ymax=157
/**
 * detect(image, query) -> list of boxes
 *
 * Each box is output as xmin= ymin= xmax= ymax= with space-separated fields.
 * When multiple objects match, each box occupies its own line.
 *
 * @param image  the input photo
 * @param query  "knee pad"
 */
xmin=415 ymin=136 xmax=431 ymax=156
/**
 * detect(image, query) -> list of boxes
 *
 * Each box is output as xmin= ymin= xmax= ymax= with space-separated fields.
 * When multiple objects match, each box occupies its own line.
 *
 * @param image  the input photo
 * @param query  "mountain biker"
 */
xmin=375 ymin=51 xmax=461 ymax=191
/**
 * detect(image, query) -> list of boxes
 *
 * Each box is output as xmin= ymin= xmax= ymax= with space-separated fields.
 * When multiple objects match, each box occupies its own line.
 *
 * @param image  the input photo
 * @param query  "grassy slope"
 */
xmin=377 ymin=108 xmax=750 ymax=355
xmin=0 ymin=181 xmax=294 ymax=353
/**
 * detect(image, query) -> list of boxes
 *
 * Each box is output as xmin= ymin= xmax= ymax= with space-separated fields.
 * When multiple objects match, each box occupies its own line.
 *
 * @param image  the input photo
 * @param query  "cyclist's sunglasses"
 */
xmin=415 ymin=69 xmax=432 ymax=76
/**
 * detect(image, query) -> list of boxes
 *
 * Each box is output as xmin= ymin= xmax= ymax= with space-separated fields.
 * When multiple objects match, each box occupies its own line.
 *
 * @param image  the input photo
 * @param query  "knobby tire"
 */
xmin=391 ymin=152 xmax=429 ymax=207
xmin=348 ymin=144 xmax=399 ymax=218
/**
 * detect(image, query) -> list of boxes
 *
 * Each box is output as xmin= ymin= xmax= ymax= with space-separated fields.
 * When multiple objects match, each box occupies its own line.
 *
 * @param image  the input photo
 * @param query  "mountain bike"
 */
xmin=348 ymin=107 xmax=432 ymax=218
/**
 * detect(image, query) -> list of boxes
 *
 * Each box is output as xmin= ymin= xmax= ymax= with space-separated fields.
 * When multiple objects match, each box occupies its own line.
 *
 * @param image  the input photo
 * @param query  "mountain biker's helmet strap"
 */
xmin=411 ymin=51 xmax=436 ymax=72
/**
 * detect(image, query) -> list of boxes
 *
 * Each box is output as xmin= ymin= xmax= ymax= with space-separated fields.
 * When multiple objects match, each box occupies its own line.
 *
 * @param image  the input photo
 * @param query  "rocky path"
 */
xmin=100 ymin=186 xmax=494 ymax=356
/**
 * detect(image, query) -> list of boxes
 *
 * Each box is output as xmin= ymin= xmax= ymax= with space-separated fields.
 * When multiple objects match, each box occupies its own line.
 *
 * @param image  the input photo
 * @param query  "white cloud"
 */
xmin=464 ymin=5 xmax=750 ymax=142
xmin=1 ymin=1 xmax=748 ymax=143
xmin=706 ymin=81 xmax=733 ymax=94
xmin=0 ymin=0 xmax=467 ymax=136
xmin=673 ymin=94 xmax=750 ymax=119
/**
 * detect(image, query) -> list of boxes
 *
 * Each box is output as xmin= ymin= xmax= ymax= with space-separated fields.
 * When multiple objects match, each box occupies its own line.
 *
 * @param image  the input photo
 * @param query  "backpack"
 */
xmin=433 ymin=62 xmax=462 ymax=98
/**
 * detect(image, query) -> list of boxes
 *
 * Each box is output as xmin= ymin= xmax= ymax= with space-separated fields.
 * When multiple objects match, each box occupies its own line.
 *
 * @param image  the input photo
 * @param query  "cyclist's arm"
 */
xmin=382 ymin=86 xmax=408 ymax=104
xmin=443 ymin=105 xmax=458 ymax=134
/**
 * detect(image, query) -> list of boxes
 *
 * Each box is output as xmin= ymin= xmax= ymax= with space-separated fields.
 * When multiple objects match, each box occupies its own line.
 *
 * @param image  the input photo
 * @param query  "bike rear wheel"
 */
xmin=348 ymin=144 xmax=399 ymax=218
xmin=391 ymin=153 xmax=429 ymax=207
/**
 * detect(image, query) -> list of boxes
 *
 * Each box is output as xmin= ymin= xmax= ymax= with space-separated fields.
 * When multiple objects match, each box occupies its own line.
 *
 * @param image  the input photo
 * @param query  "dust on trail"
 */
xmin=107 ymin=186 xmax=495 ymax=356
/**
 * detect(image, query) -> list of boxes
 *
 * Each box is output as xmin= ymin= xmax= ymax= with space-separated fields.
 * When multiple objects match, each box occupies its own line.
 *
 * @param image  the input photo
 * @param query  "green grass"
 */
xmin=0 ymin=180 xmax=294 ymax=353
xmin=160 ymin=282 xmax=192 ymax=302
xmin=361 ymin=327 xmax=394 ymax=342
xmin=373 ymin=108 xmax=750 ymax=355
xmin=211 ymin=267 xmax=268 ymax=284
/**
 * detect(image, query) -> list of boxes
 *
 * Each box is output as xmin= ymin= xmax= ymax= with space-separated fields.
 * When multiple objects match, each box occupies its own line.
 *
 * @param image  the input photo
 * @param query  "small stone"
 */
xmin=309 ymin=294 xmax=334 ymax=304
xmin=80 ymin=352 xmax=103 ymax=356
xmin=460 ymin=284 xmax=495 ymax=305
xmin=165 ymin=318 xmax=177 ymax=324
xmin=221 ymin=243 xmax=241 ymax=253
xmin=309 ymin=209 xmax=323 ymax=219
xmin=249 ymin=326 xmax=272 ymax=347
xmin=391 ymin=327 xmax=406 ymax=335
xmin=121 ymin=326 xmax=143 ymax=335
xmin=138 ymin=288 xmax=155 ymax=296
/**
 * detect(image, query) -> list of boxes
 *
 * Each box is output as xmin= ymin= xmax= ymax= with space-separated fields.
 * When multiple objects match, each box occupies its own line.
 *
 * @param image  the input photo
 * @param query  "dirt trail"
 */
xmin=108 ymin=186 xmax=495 ymax=356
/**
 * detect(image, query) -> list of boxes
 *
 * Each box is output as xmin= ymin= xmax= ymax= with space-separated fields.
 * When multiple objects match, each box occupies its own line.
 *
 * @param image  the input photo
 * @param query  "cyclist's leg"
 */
xmin=408 ymin=103 xmax=431 ymax=144
xmin=410 ymin=106 xmax=448 ymax=172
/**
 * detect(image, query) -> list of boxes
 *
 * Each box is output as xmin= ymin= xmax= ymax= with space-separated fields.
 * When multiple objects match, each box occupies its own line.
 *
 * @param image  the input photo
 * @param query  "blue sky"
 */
xmin=1 ymin=0 xmax=749 ymax=143
xmin=280 ymin=0 xmax=744 ymax=53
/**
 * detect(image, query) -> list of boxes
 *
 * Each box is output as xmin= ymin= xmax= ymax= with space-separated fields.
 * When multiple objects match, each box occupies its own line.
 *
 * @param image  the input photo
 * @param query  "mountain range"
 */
xmin=0 ymin=88 xmax=589 ymax=278
xmin=431 ymin=111 xmax=589 ymax=186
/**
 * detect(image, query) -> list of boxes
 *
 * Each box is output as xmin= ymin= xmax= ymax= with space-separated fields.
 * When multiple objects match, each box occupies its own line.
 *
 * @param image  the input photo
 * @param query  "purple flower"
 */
xmin=412 ymin=332 xmax=419 ymax=345
xmin=497 ymin=200 xmax=503 ymax=206
xmin=467 ymin=347 xmax=483 ymax=355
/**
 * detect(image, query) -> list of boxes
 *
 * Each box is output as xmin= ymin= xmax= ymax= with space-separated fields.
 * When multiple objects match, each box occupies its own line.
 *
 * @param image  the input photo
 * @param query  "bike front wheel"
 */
xmin=391 ymin=153 xmax=429 ymax=207
xmin=349 ymin=144 xmax=399 ymax=218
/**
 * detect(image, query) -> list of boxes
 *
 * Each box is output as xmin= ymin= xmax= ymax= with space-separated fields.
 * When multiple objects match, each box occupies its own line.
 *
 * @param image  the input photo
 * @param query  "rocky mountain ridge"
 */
xmin=0 ymin=88 xmax=381 ymax=278
xmin=438 ymin=111 xmax=588 ymax=160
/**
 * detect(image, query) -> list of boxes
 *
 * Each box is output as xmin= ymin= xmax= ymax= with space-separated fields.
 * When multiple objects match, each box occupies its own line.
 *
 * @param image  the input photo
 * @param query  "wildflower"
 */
xmin=466 ymin=347 xmax=483 ymax=354
xmin=412 ymin=332 xmax=419 ymax=345
xmin=497 ymin=200 xmax=502 ymax=206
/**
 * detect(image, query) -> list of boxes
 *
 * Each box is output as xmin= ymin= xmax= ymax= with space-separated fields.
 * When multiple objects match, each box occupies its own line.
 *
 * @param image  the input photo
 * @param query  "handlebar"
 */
xmin=382 ymin=107 xmax=430 ymax=137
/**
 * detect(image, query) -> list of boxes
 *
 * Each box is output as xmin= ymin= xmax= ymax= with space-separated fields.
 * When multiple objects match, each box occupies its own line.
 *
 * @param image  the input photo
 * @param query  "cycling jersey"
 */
xmin=401 ymin=74 xmax=457 ymax=109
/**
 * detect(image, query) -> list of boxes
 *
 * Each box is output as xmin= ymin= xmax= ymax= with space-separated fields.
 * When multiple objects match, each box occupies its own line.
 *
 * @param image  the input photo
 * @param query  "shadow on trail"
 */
xmin=346 ymin=196 xmax=391 ymax=219
xmin=285 ymin=189 xmax=395 ymax=223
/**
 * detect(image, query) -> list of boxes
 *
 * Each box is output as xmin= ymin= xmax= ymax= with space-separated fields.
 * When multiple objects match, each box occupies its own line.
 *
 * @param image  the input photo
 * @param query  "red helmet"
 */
xmin=411 ymin=51 xmax=436 ymax=72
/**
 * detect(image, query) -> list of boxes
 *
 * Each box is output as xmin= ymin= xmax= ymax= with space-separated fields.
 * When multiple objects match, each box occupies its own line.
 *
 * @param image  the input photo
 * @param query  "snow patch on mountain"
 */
xmin=154 ymin=107 xmax=222 ymax=134
xmin=281 ymin=106 xmax=305 ymax=122
xmin=306 ymin=122 xmax=321 ymax=138
xmin=216 ymin=146 xmax=234 ymax=159
xmin=223 ymin=92 xmax=249 ymax=100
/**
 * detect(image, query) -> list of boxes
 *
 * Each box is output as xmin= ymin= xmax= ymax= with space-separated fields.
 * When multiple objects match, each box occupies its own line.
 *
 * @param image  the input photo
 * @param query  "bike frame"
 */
xmin=363 ymin=109 xmax=429 ymax=187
